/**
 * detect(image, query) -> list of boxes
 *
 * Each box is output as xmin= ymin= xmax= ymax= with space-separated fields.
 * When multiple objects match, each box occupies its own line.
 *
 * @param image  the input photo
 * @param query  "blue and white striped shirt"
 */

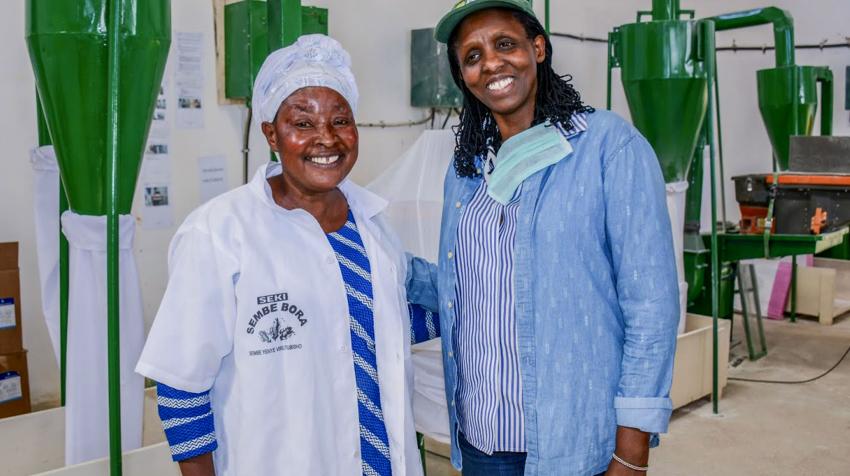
xmin=454 ymin=180 xmax=525 ymax=454
xmin=453 ymin=117 xmax=589 ymax=455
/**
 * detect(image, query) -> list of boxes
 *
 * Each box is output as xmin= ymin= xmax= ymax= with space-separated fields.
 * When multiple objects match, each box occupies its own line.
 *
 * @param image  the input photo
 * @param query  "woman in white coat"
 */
xmin=136 ymin=35 xmax=437 ymax=476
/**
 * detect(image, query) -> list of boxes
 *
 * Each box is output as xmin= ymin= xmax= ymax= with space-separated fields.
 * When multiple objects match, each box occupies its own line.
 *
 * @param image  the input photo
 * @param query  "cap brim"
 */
xmin=434 ymin=0 xmax=533 ymax=43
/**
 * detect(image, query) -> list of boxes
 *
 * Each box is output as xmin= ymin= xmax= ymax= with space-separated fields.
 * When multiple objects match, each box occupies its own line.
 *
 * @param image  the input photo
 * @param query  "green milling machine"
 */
xmin=607 ymin=0 xmax=842 ymax=413
xmin=27 ymin=1 xmax=170 ymax=472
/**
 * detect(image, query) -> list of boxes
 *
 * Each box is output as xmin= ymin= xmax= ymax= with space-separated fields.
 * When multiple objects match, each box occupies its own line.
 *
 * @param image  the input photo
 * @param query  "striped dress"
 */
xmin=157 ymin=210 xmax=439 ymax=472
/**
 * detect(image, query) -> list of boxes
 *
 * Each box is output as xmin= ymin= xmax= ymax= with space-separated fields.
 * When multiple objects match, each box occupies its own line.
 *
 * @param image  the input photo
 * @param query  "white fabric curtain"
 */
xmin=369 ymin=130 xmax=456 ymax=263
xmin=61 ymin=212 xmax=145 ymax=465
xmin=666 ymin=180 xmax=689 ymax=334
xmin=30 ymin=146 xmax=62 ymax=364
xmin=368 ymin=130 xmax=455 ymax=443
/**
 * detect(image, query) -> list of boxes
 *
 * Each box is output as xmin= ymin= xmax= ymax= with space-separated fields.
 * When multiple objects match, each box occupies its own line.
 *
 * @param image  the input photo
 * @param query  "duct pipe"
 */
xmin=652 ymin=0 xmax=680 ymax=20
xmin=268 ymin=0 xmax=303 ymax=51
xmin=705 ymin=7 xmax=795 ymax=68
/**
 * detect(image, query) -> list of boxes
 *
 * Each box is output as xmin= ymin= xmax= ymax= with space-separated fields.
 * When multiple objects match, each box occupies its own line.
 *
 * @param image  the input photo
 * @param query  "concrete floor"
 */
xmin=423 ymin=313 xmax=850 ymax=476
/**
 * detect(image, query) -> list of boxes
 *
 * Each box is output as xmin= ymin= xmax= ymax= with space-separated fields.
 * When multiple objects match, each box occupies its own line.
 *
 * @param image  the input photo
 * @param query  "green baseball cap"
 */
xmin=434 ymin=0 xmax=537 ymax=44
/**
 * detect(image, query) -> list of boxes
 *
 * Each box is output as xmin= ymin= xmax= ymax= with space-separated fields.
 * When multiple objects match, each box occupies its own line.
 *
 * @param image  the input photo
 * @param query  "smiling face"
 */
xmin=261 ymin=87 xmax=358 ymax=197
xmin=452 ymin=9 xmax=546 ymax=135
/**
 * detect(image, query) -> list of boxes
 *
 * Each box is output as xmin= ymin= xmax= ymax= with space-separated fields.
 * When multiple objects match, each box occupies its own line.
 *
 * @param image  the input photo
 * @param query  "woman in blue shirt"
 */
xmin=406 ymin=1 xmax=680 ymax=475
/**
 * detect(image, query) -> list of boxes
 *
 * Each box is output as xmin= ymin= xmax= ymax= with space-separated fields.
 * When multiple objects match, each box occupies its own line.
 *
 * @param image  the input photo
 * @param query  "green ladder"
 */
xmin=736 ymin=263 xmax=769 ymax=360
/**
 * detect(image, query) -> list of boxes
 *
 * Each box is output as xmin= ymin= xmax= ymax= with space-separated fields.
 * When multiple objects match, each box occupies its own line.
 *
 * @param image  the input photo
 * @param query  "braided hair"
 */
xmin=447 ymin=9 xmax=594 ymax=178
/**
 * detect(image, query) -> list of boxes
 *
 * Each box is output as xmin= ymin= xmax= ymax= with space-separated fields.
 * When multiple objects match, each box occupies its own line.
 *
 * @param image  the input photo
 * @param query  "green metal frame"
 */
xmin=105 ymin=0 xmax=123 ymax=470
xmin=700 ymin=19 xmax=721 ymax=415
xmin=417 ymin=432 xmax=427 ymax=475
xmin=708 ymin=228 xmax=848 ymax=262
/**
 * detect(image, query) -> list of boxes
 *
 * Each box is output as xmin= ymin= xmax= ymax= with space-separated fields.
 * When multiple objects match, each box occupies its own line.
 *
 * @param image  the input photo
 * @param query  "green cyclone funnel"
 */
xmin=609 ymin=3 xmax=710 ymax=183
xmin=705 ymin=7 xmax=833 ymax=171
xmin=26 ymin=0 xmax=171 ymax=215
xmin=758 ymin=65 xmax=833 ymax=170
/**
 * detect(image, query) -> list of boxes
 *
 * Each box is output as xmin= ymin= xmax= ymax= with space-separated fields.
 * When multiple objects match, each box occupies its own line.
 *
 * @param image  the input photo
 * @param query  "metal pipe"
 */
xmin=704 ymin=7 xmax=795 ymax=68
xmin=59 ymin=188 xmax=68 ymax=406
xmin=268 ymin=0 xmax=302 ymax=51
xmin=37 ymin=96 xmax=69 ymax=407
xmin=265 ymin=0 xmax=301 ymax=166
xmin=815 ymin=67 xmax=833 ymax=136
xmin=790 ymin=255 xmax=797 ymax=322
xmin=652 ymin=0 xmax=680 ymax=21
xmin=105 ymin=0 xmax=124 ymax=472
xmin=700 ymin=19 xmax=721 ymax=415
xmin=606 ymin=32 xmax=615 ymax=110
xmin=713 ymin=56 xmax=728 ymax=230
xmin=36 ymin=97 xmax=50 ymax=145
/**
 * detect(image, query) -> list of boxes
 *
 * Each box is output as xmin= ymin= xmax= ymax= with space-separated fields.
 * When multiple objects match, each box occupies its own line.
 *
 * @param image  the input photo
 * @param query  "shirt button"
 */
xmin=447 ymin=301 xmax=453 ymax=309
xmin=451 ymin=400 xmax=455 ymax=407
xmin=326 ymin=255 xmax=335 ymax=265
xmin=447 ymin=251 xmax=454 ymax=259
xmin=448 ymin=351 xmax=454 ymax=358
xmin=476 ymin=168 xmax=482 ymax=174
xmin=455 ymin=201 xmax=461 ymax=209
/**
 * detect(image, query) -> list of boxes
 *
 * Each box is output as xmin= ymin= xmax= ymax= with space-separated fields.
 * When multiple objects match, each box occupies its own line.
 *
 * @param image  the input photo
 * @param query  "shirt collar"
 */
xmin=252 ymin=162 xmax=387 ymax=219
xmin=555 ymin=112 xmax=589 ymax=140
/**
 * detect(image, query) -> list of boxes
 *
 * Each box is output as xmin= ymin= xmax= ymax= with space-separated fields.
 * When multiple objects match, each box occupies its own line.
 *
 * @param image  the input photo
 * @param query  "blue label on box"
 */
xmin=0 ymin=371 xmax=22 ymax=404
xmin=0 ymin=297 xmax=15 ymax=330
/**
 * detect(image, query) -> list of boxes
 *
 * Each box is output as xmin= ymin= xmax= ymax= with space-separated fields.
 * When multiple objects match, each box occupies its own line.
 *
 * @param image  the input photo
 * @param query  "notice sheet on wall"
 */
xmin=198 ymin=155 xmax=229 ymax=204
xmin=175 ymin=32 xmax=205 ymax=129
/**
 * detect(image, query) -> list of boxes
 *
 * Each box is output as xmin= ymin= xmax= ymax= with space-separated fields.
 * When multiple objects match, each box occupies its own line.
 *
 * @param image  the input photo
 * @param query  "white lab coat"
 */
xmin=136 ymin=162 xmax=423 ymax=476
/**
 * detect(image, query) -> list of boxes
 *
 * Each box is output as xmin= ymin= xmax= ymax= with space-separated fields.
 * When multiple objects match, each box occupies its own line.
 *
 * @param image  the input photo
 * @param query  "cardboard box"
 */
xmin=670 ymin=314 xmax=731 ymax=409
xmin=0 ymin=243 xmax=23 ymax=353
xmin=0 ymin=350 xmax=31 ymax=419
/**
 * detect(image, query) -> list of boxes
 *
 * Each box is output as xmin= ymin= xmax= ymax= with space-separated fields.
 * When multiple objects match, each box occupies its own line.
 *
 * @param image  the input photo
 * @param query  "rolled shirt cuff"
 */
xmin=614 ymin=396 xmax=673 ymax=434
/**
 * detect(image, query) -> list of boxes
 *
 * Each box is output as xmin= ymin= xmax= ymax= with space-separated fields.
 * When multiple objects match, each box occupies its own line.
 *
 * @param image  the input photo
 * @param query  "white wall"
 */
xmin=0 ymin=0 xmax=847 ymax=406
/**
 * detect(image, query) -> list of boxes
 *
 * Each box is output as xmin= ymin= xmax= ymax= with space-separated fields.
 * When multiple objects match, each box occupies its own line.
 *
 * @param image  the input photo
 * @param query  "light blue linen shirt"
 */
xmin=406 ymin=110 xmax=680 ymax=475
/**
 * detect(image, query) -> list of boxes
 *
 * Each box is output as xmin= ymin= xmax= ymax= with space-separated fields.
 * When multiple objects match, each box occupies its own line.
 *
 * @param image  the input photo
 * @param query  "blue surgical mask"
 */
xmin=484 ymin=121 xmax=573 ymax=205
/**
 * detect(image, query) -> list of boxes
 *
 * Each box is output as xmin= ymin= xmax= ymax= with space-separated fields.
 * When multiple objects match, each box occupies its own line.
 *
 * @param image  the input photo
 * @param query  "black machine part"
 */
xmin=732 ymin=174 xmax=770 ymax=207
xmin=789 ymin=136 xmax=850 ymax=174
xmin=774 ymin=183 xmax=850 ymax=234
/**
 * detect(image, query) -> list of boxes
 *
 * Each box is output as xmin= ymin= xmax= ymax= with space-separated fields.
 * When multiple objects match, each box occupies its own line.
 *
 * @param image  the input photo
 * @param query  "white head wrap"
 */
xmin=252 ymin=34 xmax=359 ymax=124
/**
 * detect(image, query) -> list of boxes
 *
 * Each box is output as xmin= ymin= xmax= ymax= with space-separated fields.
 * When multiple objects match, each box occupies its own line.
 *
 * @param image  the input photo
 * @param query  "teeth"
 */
xmin=307 ymin=155 xmax=340 ymax=165
xmin=487 ymin=77 xmax=514 ymax=91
